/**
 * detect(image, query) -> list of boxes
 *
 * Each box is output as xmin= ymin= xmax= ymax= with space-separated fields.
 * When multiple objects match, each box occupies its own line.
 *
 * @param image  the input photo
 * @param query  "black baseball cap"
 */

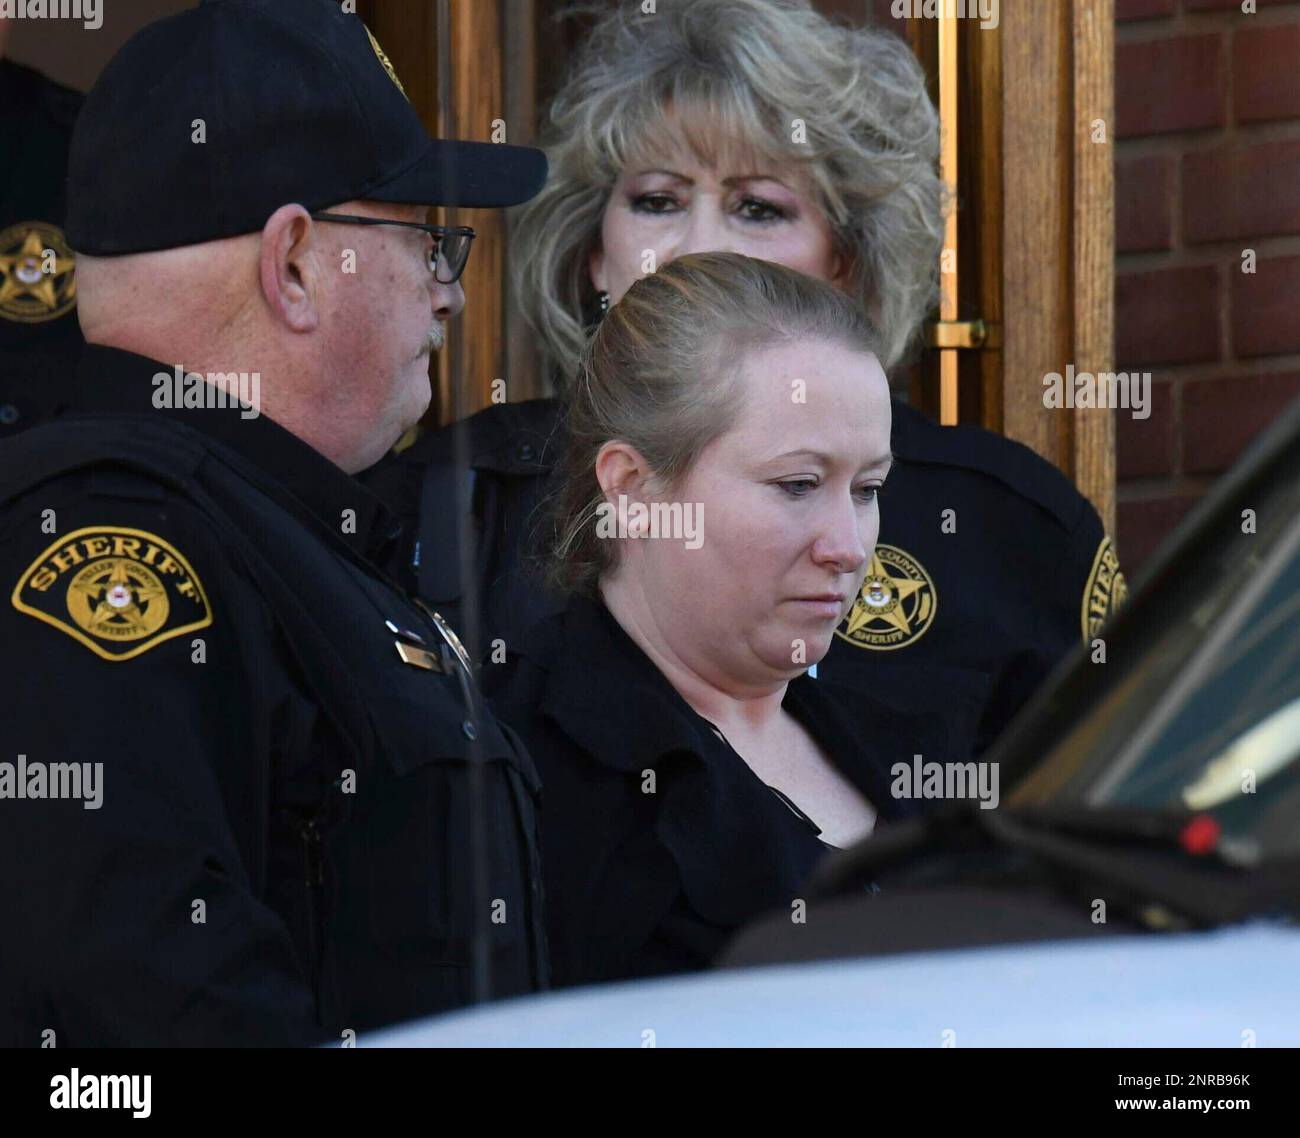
xmin=66 ymin=0 xmax=548 ymax=255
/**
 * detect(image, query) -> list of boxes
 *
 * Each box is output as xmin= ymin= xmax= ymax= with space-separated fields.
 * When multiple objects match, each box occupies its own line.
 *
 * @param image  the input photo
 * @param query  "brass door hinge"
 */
xmin=926 ymin=319 xmax=999 ymax=350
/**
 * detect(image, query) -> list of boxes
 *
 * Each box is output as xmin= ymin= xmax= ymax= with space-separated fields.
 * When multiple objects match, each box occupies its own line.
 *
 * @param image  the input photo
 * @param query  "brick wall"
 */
xmin=1115 ymin=0 xmax=1300 ymax=569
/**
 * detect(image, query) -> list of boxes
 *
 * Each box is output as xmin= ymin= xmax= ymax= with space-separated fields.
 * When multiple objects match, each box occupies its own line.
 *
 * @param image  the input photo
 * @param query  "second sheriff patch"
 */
xmin=11 ymin=527 xmax=212 ymax=661
xmin=1082 ymin=535 xmax=1128 ymax=641
xmin=835 ymin=543 xmax=937 ymax=651
xmin=0 ymin=221 xmax=77 ymax=325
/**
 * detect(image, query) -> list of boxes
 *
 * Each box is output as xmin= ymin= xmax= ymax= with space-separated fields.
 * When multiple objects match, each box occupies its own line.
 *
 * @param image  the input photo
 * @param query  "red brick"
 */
xmin=1116 ymin=0 xmax=1175 ymax=19
xmin=1116 ymin=265 xmax=1220 ymax=366
xmin=1232 ymin=255 xmax=1300 ymax=357
xmin=1116 ymin=35 xmax=1225 ymax=138
xmin=1117 ymin=154 xmax=1175 ymax=251
xmin=1186 ymin=0 xmax=1292 ymax=9
xmin=1117 ymin=494 xmax=1201 ymax=571
xmin=1183 ymin=139 xmax=1300 ymax=244
xmin=1234 ymin=23 xmax=1300 ymax=124
xmin=1117 ymin=380 xmax=1175 ymax=479
xmin=1183 ymin=371 xmax=1300 ymax=474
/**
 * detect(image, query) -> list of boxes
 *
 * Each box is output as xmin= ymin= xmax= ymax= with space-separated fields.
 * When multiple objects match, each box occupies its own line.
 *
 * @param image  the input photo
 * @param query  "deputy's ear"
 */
xmin=259 ymin=204 xmax=320 ymax=334
xmin=594 ymin=440 xmax=651 ymax=503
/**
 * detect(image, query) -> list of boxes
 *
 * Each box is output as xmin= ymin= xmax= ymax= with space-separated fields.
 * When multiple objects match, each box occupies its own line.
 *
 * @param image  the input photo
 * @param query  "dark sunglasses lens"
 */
xmin=434 ymin=234 xmax=471 ymax=283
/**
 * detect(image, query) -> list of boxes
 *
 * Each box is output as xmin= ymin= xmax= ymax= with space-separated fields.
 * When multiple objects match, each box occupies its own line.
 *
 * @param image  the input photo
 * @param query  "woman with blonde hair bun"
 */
xmin=373 ymin=0 xmax=1120 ymax=768
xmin=487 ymin=250 xmax=947 ymax=985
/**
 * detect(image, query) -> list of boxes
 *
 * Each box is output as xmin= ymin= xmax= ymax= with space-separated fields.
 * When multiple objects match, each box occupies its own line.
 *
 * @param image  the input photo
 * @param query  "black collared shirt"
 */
xmin=485 ymin=593 xmax=945 ymax=987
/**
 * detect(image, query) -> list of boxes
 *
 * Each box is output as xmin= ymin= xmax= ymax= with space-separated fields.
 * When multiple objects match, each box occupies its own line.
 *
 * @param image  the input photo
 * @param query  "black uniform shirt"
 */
xmin=0 ymin=345 xmax=545 ymax=1046
xmin=362 ymin=396 xmax=1126 ymax=759
xmin=820 ymin=400 xmax=1127 ymax=755
xmin=485 ymin=593 xmax=942 ymax=988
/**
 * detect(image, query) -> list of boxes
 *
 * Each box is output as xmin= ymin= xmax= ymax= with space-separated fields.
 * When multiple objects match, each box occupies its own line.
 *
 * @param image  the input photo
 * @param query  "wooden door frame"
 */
xmin=357 ymin=0 xmax=537 ymax=428
xmin=913 ymin=1 xmax=1115 ymax=532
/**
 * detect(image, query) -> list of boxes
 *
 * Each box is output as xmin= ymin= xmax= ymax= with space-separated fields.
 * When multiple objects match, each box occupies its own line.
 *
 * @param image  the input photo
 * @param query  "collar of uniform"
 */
xmin=69 ymin=344 xmax=400 ymax=564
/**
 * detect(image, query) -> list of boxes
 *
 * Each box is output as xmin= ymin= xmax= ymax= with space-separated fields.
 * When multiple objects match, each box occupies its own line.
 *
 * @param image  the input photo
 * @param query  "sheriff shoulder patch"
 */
xmin=1082 ymin=535 xmax=1128 ymax=641
xmin=834 ymin=543 xmax=938 ymax=652
xmin=0 ymin=220 xmax=77 ymax=325
xmin=11 ymin=527 xmax=212 ymax=661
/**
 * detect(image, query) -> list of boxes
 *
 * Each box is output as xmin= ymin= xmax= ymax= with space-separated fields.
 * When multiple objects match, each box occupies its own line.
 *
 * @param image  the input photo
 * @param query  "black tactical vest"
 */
xmin=0 ymin=414 xmax=547 ymax=1035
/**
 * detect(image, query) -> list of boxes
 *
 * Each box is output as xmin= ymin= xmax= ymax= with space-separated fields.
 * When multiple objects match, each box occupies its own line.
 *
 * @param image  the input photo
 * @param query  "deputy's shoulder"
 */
xmin=1 ymin=59 xmax=81 ymax=131
xmin=0 ymin=417 xmax=237 ymax=664
xmin=890 ymin=399 xmax=1091 ymax=535
xmin=0 ymin=413 xmax=208 ymax=497
xmin=1 ymin=59 xmax=83 ymax=135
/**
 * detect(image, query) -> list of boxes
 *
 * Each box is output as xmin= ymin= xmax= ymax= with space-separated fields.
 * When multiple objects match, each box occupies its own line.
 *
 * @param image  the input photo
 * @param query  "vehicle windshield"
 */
xmin=1006 ymin=452 xmax=1300 ymax=862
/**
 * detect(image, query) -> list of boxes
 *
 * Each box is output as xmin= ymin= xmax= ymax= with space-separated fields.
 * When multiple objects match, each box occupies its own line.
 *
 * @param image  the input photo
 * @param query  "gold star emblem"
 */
xmin=836 ymin=543 xmax=938 ymax=651
xmin=70 ymin=559 xmax=168 ymax=636
xmin=0 ymin=221 xmax=77 ymax=324
xmin=67 ymin=558 xmax=170 ymax=641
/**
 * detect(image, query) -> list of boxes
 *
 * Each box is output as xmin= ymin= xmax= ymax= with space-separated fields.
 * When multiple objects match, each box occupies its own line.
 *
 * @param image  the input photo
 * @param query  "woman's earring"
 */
xmin=599 ymin=290 xmax=610 ymax=316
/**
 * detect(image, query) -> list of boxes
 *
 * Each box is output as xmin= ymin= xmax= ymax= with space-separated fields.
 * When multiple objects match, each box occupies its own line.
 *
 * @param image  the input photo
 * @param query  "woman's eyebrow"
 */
xmin=722 ymin=174 xmax=791 ymax=190
xmin=763 ymin=449 xmax=895 ymax=471
xmin=625 ymin=171 xmax=791 ymax=191
xmin=628 ymin=167 xmax=691 ymax=182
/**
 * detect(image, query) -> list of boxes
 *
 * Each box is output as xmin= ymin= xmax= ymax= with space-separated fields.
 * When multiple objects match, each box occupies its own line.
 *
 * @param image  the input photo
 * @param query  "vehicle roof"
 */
xmin=363 ymin=923 xmax=1299 ymax=1048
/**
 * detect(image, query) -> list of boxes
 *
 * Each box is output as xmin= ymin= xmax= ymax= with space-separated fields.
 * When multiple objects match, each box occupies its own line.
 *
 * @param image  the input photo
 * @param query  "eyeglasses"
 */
xmin=309 ymin=211 xmax=476 ymax=284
